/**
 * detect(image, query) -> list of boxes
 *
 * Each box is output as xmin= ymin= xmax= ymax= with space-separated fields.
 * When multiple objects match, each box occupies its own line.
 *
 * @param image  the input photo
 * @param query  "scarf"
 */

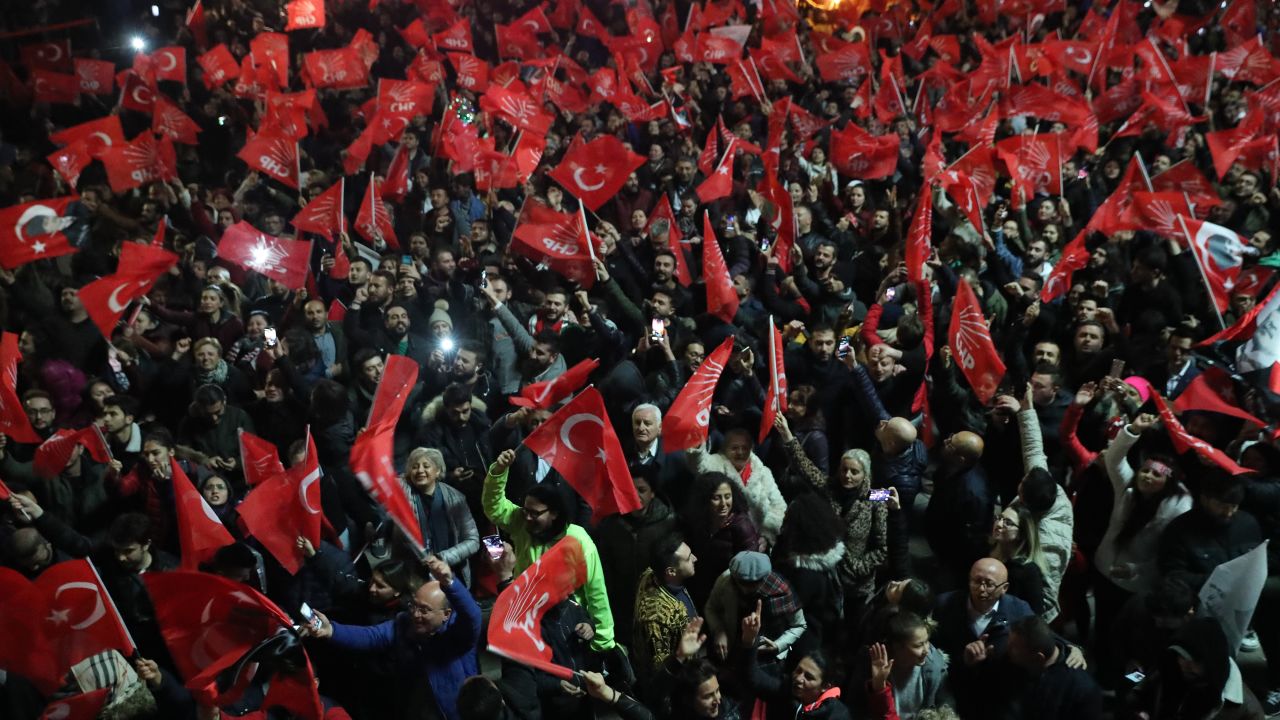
xmin=800 ymin=687 xmax=842 ymax=715
xmin=196 ymin=358 xmax=230 ymax=386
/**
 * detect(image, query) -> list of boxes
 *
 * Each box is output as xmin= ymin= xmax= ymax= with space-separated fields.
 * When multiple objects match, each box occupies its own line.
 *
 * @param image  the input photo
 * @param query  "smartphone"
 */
xmin=478 ymin=272 xmax=489 ymax=290
xmin=299 ymin=602 xmax=322 ymax=630
xmin=401 ymin=254 xmax=413 ymax=266
xmin=1124 ymin=671 xmax=1145 ymax=685
xmin=869 ymin=488 xmax=892 ymax=502
xmin=264 ymin=327 xmax=278 ymax=348
xmin=650 ymin=317 xmax=665 ymax=342
xmin=107 ymin=346 xmax=123 ymax=373
xmin=759 ymin=237 xmax=772 ymax=252
xmin=885 ymin=286 xmax=897 ymax=301
xmin=1109 ymin=358 xmax=1126 ymax=378
xmin=837 ymin=335 xmax=852 ymax=359
xmin=482 ymin=535 xmax=504 ymax=561
xmin=440 ymin=336 xmax=456 ymax=354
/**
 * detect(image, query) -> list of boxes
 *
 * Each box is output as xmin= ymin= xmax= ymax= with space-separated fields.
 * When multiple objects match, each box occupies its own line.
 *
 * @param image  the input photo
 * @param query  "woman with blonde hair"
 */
xmin=989 ymin=505 xmax=1050 ymax=617
xmin=398 ymin=446 xmax=480 ymax=585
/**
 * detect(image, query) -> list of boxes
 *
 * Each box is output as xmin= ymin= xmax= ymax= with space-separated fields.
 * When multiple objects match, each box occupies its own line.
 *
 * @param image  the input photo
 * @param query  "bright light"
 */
xmin=440 ymin=338 xmax=455 ymax=352
xmin=150 ymin=4 xmax=159 ymax=16
xmin=250 ymin=245 xmax=270 ymax=267
xmin=129 ymin=36 xmax=147 ymax=52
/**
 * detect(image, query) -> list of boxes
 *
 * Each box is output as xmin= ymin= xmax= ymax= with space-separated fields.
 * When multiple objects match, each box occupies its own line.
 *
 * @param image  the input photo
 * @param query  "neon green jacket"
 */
xmin=482 ymin=465 xmax=615 ymax=650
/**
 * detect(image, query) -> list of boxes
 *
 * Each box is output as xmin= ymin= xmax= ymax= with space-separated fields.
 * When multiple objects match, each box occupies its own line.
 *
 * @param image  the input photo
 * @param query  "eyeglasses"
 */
xmin=26 ymin=406 xmax=55 ymax=416
xmin=523 ymin=507 xmax=550 ymax=520
xmin=970 ymin=579 xmax=1009 ymax=592
xmin=407 ymin=601 xmax=440 ymax=617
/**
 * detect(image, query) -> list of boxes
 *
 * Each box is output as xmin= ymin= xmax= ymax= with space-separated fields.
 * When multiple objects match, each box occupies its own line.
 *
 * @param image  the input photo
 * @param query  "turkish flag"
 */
xmin=73 ymin=59 xmax=115 ymax=96
xmin=434 ymin=18 xmax=474 ymax=52
xmin=238 ymin=127 xmax=299 ymax=189
xmin=949 ymin=279 xmax=1005 ymax=403
xmin=1174 ymin=367 xmax=1265 ymax=426
xmin=197 ymin=44 xmax=239 ymax=89
xmin=34 ymin=559 xmax=135 ymax=671
xmin=448 ymin=53 xmax=490 ymax=92
xmin=696 ymin=138 xmax=737 ymax=203
xmin=547 ymin=135 xmax=645 ymax=212
xmin=285 ymin=0 xmax=325 ymax=31
xmin=1180 ymin=217 xmax=1249 ymax=313
xmin=815 ymin=41 xmax=872 ymax=83
xmin=666 ymin=337 xmax=734 ymax=451
xmin=759 ymin=321 xmax=789 ymax=443
xmin=144 ymin=570 xmax=295 ymax=689
xmin=1042 ymin=40 xmax=1100 ymax=75
xmin=302 ymin=48 xmax=367 ymax=90
xmin=171 ymin=459 xmax=234 ymax=569
xmin=1040 ymin=228 xmax=1090 ymax=303
xmin=0 ymin=196 xmax=79 ymax=271
xmin=702 ymin=213 xmax=740 ymax=323
xmin=510 ymin=358 xmax=599 ymax=409
xmin=510 ymin=204 xmax=598 ymax=288
xmin=239 ymin=429 xmax=287 ymax=488
xmin=100 ymin=132 xmax=177 ymax=193
xmin=20 ymin=40 xmax=72 ymax=72
xmin=830 ymin=124 xmax=898 ymax=180
xmin=38 ymin=688 xmax=111 ymax=720
xmin=523 ymin=387 xmax=639 ymax=521
xmin=0 ymin=333 xmax=39 ymax=443
xmin=0 ymin=568 xmax=60 ymax=691
xmin=488 ymin=535 xmax=586 ymax=679
xmin=119 ymin=71 xmax=156 ymax=113
xmin=577 ymin=6 xmax=608 ymax=41
xmin=153 ymin=95 xmax=202 ymax=145
xmin=355 ymin=175 xmax=399 ymax=249
xmin=941 ymin=168 xmax=984 ymax=235
xmin=904 ymin=187 xmax=933 ymax=284
xmin=1153 ymin=393 xmax=1253 ymax=475
xmin=31 ymin=69 xmax=79 ymax=104
xmin=480 ymin=83 xmax=553 ymax=136
xmin=646 ymin=194 xmax=691 ymax=286
xmin=33 ymin=425 xmax=113 ymax=478
xmin=80 ymin=241 xmax=179 ymax=339
xmin=382 ymin=145 xmax=411 ymax=204
xmin=238 ymin=429 xmax=321 ymax=574
xmin=152 ymin=47 xmax=187 ymax=84
xmin=351 ymin=355 xmax=424 ymax=552
xmin=292 ymin=178 xmax=345 ymax=240
xmin=219 ymin=221 xmax=312 ymax=289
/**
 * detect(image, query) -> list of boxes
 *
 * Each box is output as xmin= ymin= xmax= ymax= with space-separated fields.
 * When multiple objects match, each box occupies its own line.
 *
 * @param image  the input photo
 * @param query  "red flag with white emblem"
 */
xmin=702 ymin=213 xmax=739 ymax=323
xmin=197 ymin=45 xmax=239 ymax=89
xmin=151 ymin=47 xmax=187 ymax=84
xmin=815 ymin=40 xmax=872 ymax=83
xmin=0 ymin=197 xmax=79 ymax=272
xmin=0 ymin=332 xmax=40 ymax=443
xmin=433 ymin=18 xmax=474 ymax=53
xmin=33 ymin=559 xmax=135 ymax=670
xmin=1153 ymin=393 xmax=1253 ymax=475
xmin=941 ymin=168 xmax=984 ymax=235
xmin=1179 ymin=217 xmax=1250 ymax=315
xmin=47 ymin=144 xmax=91 ymax=188
xmin=31 ymin=69 xmax=79 ymax=104
xmin=666 ymin=337 xmax=734 ymax=451
xmin=292 ymin=177 xmax=345 ymax=240
xmin=302 ymin=48 xmax=367 ymax=90
xmin=79 ymin=241 xmax=178 ymax=339
xmin=523 ymin=387 xmax=639 ymax=521
xmin=238 ymin=127 xmax=299 ymax=189
xmin=480 ymin=83 xmax=554 ymax=136
xmin=1041 ymin=228 xmax=1090 ymax=303
xmin=172 ymin=459 xmax=234 ymax=569
xmin=153 ymin=95 xmax=202 ymax=145
xmin=511 ymin=358 xmax=599 ymax=410
xmin=696 ymin=138 xmax=737 ymax=203
xmin=238 ymin=428 xmax=321 ymax=574
xmin=38 ymin=688 xmax=111 ymax=720
xmin=904 ymin=187 xmax=933 ymax=284
xmin=285 ymin=0 xmax=325 ymax=31
xmin=949 ymin=279 xmax=1006 ymax=403
xmin=100 ymin=132 xmax=177 ymax=193
xmin=118 ymin=71 xmax=156 ymax=113
xmin=448 ymin=53 xmax=489 ymax=93
xmin=646 ymin=194 xmax=691 ymax=286
xmin=33 ymin=425 xmax=113 ymax=478
xmin=239 ymin=429 xmax=286 ymax=488
xmin=510 ymin=204 xmax=599 ymax=288
xmin=351 ymin=356 xmax=424 ymax=552
xmin=547 ymin=135 xmax=645 ymax=212
xmin=51 ymin=116 xmax=125 ymax=156
xmin=829 ymin=124 xmax=898 ymax=180
xmin=20 ymin=41 xmax=72 ymax=72
xmin=488 ymin=536 xmax=586 ymax=679
xmin=73 ymin=59 xmax=115 ymax=96
xmin=382 ymin=145 xmax=411 ymax=204
xmin=218 ymin=221 xmax=312 ymax=289
xmin=759 ymin=321 xmax=788 ymax=443
xmin=355 ymin=174 xmax=399 ymax=248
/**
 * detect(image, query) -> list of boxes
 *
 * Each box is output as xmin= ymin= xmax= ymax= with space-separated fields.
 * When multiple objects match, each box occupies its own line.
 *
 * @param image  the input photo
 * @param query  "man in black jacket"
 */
xmin=1005 ymin=615 xmax=1103 ymax=720
xmin=1158 ymin=473 xmax=1262 ymax=589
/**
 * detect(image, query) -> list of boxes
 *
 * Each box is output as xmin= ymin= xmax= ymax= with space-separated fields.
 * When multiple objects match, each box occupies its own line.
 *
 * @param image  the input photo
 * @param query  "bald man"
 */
xmin=933 ymin=557 xmax=1036 ymax=717
xmin=926 ymin=431 xmax=995 ymax=584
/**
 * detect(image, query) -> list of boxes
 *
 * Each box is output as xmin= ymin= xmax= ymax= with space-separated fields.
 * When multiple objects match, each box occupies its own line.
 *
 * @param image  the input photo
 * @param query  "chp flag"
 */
xmin=666 ymin=337 xmax=734 ymax=451
xmin=218 ymin=221 xmax=312 ymax=289
xmin=487 ymin=535 xmax=587 ymax=679
xmin=350 ymin=355 xmax=425 ymax=554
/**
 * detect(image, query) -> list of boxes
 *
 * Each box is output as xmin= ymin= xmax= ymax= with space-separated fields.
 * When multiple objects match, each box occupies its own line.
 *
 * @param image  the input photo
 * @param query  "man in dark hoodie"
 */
xmin=1126 ymin=618 xmax=1263 ymax=720
xmin=1005 ymin=615 xmax=1103 ymax=720
xmin=1158 ymin=473 xmax=1263 ymax=590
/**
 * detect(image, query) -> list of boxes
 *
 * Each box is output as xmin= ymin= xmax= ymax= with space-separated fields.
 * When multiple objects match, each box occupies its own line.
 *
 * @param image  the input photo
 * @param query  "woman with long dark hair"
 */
xmin=681 ymin=472 xmax=762 ymax=609
xmin=775 ymin=493 xmax=846 ymax=651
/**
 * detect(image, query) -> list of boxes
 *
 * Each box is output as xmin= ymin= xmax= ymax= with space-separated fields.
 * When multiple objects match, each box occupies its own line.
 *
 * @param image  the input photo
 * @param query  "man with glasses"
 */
xmin=304 ymin=556 xmax=481 ymax=720
xmin=482 ymin=449 xmax=616 ymax=652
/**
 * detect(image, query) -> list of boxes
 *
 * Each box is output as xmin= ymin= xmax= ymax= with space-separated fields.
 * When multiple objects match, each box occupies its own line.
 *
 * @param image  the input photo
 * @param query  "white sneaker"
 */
xmin=1241 ymin=629 xmax=1261 ymax=652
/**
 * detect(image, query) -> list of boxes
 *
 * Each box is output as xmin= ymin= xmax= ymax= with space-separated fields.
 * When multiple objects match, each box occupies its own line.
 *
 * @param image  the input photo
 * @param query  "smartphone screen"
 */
xmin=650 ymin=317 xmax=665 ymax=341
xmin=837 ymin=336 xmax=852 ymax=359
xmin=482 ymin=535 xmax=504 ymax=561
xmin=264 ymin=327 xmax=278 ymax=347
xmin=1109 ymin=358 xmax=1126 ymax=378
xmin=868 ymin=488 xmax=892 ymax=502
xmin=300 ymin=602 xmax=321 ymax=629
xmin=401 ymin=254 xmax=413 ymax=266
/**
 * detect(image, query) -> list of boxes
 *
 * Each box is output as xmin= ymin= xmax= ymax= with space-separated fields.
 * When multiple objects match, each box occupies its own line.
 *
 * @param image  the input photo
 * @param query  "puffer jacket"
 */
xmin=688 ymin=447 xmax=788 ymax=545
xmin=1013 ymin=408 xmax=1076 ymax=622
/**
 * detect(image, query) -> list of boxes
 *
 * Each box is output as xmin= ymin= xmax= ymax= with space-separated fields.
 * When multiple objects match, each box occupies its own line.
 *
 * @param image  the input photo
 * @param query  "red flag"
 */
xmin=238 ymin=429 xmax=321 ymax=574
xmin=434 ymin=18 xmax=474 ymax=52
xmin=523 ymin=387 xmax=639 ymax=521
xmin=759 ymin=172 xmax=795 ymax=273
xmin=355 ymin=175 xmax=399 ymax=248
xmin=815 ymin=41 xmax=872 ymax=83
xmin=248 ymin=32 xmax=289 ymax=87
xmin=665 ymin=337 xmax=734 ymax=451
xmin=0 ymin=196 xmax=79 ymax=271
xmin=577 ymin=6 xmax=608 ymax=41
xmin=693 ymin=33 xmax=744 ymax=64
xmin=377 ymin=79 xmax=435 ymax=120
xmin=0 ymin=477 xmax=10 ymax=500
xmin=51 ymin=116 xmax=125 ymax=154
xmin=327 ymin=299 xmax=347 ymax=322
xmin=1221 ymin=0 xmax=1257 ymax=45
xmin=285 ymin=0 xmax=325 ymax=31
xmin=100 ymin=132 xmax=176 ymax=193
xmin=510 ymin=358 xmax=600 ymax=409
xmin=1153 ymin=393 xmax=1253 ymax=475
xmin=995 ymin=133 xmax=1064 ymax=201
xmin=218 ymin=221 xmax=312 ymax=289
xmin=261 ymin=659 xmax=323 ymax=720
xmin=144 ymin=570 xmax=294 ymax=689
xmin=1131 ymin=191 xmax=1203 ymax=237
xmin=33 ymin=426 xmax=113 ymax=478
xmin=34 ymin=559 xmax=135 ymax=669
xmin=646 ymin=194 xmax=691 ymax=286
xmin=702 ymin=213 xmax=739 ymax=323
xmin=238 ymin=127 xmax=299 ymax=189
xmin=39 ymin=688 xmax=111 ymax=720
xmin=759 ymin=321 xmax=788 ymax=443
xmin=197 ymin=45 xmax=239 ymax=89
xmin=292 ymin=178 xmax=345 ymax=239
xmin=494 ymin=23 xmax=542 ymax=60
xmin=382 ymin=145 xmax=411 ymax=204
xmin=151 ymin=47 xmax=187 ymax=84
xmin=1041 ymin=228 xmax=1090 ymax=303
xmin=949 ymin=279 xmax=1006 ymax=403
xmin=20 ymin=40 xmax=72 ymax=72
xmin=172 ymin=459 xmax=234 ymax=569
xmin=239 ymin=429 xmax=286 ymax=488
xmin=152 ymin=95 xmax=201 ymax=144
xmin=448 ymin=53 xmax=489 ymax=92
xmin=904 ymin=188 xmax=933 ymax=284
xmin=480 ymin=83 xmax=554 ymax=136
xmin=941 ymin=168 xmax=984 ymax=235
xmin=31 ymin=69 xmax=79 ymax=104
xmin=118 ymin=71 xmax=156 ymax=113
xmin=0 ymin=568 xmax=59 ymax=692
xmin=487 ymin=536 xmax=586 ymax=679
xmin=696 ymin=139 xmax=737 ymax=203
xmin=510 ymin=205 xmax=598 ymax=288
xmin=1180 ymin=217 xmax=1249 ymax=313
xmin=726 ymin=58 xmax=766 ymax=102
xmin=547 ymin=135 xmax=645 ymax=212
xmin=829 ymin=124 xmax=898 ymax=180
xmin=0 ymin=332 xmax=40 ymax=443
xmin=302 ymin=48 xmax=367 ymax=90
xmin=351 ymin=356 xmax=423 ymax=551
xmin=186 ymin=0 xmax=208 ymax=49
xmin=1174 ymin=367 xmax=1265 ymax=426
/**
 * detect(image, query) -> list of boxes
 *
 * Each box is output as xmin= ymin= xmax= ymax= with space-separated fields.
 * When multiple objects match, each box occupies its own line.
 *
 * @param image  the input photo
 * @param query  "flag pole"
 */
xmin=88 ymin=558 xmax=137 ymax=654
xmin=580 ymin=201 xmax=596 ymax=264
xmin=1177 ymin=214 xmax=1226 ymax=330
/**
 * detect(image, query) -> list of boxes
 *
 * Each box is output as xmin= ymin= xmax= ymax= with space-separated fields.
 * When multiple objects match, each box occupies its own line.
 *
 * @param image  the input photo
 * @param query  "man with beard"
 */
xmin=521 ymin=331 xmax=566 ymax=387
xmin=425 ymin=339 xmax=491 ymax=406
xmin=302 ymin=298 xmax=347 ymax=381
xmin=346 ymin=270 xmax=396 ymax=339
xmin=355 ymin=304 xmax=431 ymax=369
xmin=306 ymin=556 xmax=481 ymax=720
xmin=417 ymin=383 xmax=492 ymax=505
xmin=782 ymin=323 xmax=846 ymax=390
xmin=796 ymin=241 xmax=858 ymax=326
xmin=526 ymin=288 xmax=573 ymax=337
xmin=482 ymin=448 xmax=616 ymax=651
xmin=608 ymin=172 xmax=654 ymax=228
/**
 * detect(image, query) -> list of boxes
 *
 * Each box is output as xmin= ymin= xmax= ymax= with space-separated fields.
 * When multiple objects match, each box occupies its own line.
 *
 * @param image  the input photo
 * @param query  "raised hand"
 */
xmin=869 ymin=643 xmax=895 ymax=690
xmin=676 ymin=616 xmax=708 ymax=661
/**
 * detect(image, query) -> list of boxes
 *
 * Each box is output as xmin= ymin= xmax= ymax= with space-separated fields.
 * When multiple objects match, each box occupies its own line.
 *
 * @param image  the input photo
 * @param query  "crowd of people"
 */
xmin=3 ymin=0 xmax=1280 ymax=718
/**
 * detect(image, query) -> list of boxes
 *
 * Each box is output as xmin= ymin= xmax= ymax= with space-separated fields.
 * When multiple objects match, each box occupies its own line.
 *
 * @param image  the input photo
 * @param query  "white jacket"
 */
xmin=1095 ymin=425 xmax=1192 ymax=593
xmin=688 ymin=447 xmax=787 ymax=545
xmin=1014 ymin=409 xmax=1075 ymax=622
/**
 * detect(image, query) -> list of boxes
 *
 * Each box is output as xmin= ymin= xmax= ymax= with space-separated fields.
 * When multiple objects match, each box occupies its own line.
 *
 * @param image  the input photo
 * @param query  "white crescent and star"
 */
xmin=132 ymin=85 xmax=153 ymax=106
xmin=157 ymin=50 xmax=178 ymax=73
xmin=298 ymin=469 xmax=321 ymax=515
xmin=558 ymin=413 xmax=603 ymax=453
xmin=572 ymin=165 xmax=607 ymax=192
xmin=15 ymin=205 xmax=57 ymax=245
xmin=53 ymin=581 xmax=106 ymax=630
